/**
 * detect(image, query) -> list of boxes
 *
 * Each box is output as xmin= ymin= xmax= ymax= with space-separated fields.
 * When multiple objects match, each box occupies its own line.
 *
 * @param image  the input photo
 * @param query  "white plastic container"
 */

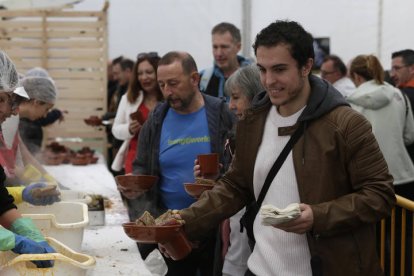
xmin=60 ymin=190 xmax=92 ymax=204
xmin=0 ymin=237 xmax=95 ymax=275
xmin=17 ymin=202 xmax=89 ymax=252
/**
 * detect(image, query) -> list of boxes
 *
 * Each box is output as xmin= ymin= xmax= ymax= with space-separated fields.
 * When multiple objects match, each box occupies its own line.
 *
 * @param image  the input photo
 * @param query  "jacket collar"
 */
xmin=250 ymin=75 xmax=349 ymax=124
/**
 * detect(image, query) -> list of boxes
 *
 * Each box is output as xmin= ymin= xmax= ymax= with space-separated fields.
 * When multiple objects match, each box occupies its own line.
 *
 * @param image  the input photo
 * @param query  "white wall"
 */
xmin=75 ymin=0 xmax=414 ymax=70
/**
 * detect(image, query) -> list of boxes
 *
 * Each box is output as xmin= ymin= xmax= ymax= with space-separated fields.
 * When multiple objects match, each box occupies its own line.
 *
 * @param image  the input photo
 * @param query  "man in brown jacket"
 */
xmin=169 ymin=20 xmax=395 ymax=276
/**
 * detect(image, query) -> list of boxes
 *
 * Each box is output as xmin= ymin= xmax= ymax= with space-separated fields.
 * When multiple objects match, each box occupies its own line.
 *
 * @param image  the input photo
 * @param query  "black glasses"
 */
xmin=137 ymin=52 xmax=159 ymax=60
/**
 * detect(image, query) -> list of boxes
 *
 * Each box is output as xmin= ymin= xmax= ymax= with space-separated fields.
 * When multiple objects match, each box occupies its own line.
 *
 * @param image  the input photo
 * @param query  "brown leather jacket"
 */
xmin=180 ymin=75 xmax=395 ymax=276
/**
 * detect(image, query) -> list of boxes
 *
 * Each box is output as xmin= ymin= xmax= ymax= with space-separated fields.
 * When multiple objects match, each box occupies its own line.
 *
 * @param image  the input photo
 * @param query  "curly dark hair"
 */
xmin=253 ymin=20 xmax=314 ymax=69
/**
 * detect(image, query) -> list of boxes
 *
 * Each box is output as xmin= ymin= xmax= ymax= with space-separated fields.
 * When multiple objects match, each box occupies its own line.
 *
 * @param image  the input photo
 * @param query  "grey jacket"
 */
xmin=130 ymin=93 xmax=235 ymax=220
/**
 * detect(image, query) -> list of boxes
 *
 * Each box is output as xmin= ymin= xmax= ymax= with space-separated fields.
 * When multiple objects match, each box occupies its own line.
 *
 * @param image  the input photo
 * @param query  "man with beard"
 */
xmin=131 ymin=51 xmax=235 ymax=275
xmin=169 ymin=20 xmax=395 ymax=276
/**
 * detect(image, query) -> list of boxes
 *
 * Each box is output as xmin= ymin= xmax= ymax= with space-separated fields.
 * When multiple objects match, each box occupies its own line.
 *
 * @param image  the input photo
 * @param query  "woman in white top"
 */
xmin=347 ymin=54 xmax=414 ymax=195
xmin=112 ymin=52 xmax=163 ymax=177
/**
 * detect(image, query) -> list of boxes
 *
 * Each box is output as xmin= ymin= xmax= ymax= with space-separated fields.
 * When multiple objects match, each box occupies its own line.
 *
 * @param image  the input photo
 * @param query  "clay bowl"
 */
xmin=45 ymin=142 xmax=67 ymax=154
xmin=78 ymin=147 xmax=95 ymax=157
xmin=89 ymin=156 xmax=99 ymax=164
xmin=84 ymin=116 xmax=102 ymax=126
xmin=115 ymin=175 xmax=158 ymax=192
xmin=42 ymin=152 xmax=65 ymax=166
xmin=183 ymin=183 xmax=214 ymax=199
xmin=70 ymin=153 xmax=90 ymax=166
xmin=130 ymin=111 xmax=145 ymax=124
xmin=122 ymin=222 xmax=191 ymax=260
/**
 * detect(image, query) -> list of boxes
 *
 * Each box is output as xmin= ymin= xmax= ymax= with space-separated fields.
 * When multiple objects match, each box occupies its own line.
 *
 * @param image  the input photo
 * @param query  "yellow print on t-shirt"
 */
xmin=168 ymin=135 xmax=210 ymax=145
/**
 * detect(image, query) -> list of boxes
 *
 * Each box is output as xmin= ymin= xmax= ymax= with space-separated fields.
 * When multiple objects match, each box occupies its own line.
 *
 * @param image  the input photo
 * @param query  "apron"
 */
xmin=0 ymin=131 xmax=19 ymax=178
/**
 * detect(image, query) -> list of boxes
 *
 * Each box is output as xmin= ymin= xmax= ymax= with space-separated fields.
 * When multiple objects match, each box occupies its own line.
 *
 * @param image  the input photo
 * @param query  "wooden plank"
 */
xmin=56 ymin=90 xmax=105 ymax=99
xmin=0 ymin=29 xmax=104 ymax=39
xmin=48 ymin=49 xmax=103 ymax=59
xmin=47 ymin=59 xmax=104 ymax=68
xmin=49 ymin=70 xmax=103 ymax=79
xmin=48 ymin=40 xmax=104 ymax=48
xmin=0 ymin=11 xmax=104 ymax=18
xmin=2 ymin=48 xmax=43 ymax=56
xmin=0 ymin=39 xmax=104 ymax=48
xmin=0 ymin=40 xmax=43 ymax=48
xmin=57 ymin=79 xmax=104 ymax=88
xmin=46 ymin=21 xmax=103 ymax=29
xmin=47 ymin=29 xmax=104 ymax=38
xmin=5 ymin=49 xmax=105 ymax=59
xmin=12 ymin=59 xmax=43 ymax=68
xmin=55 ymin=99 xmax=105 ymax=110
xmin=0 ymin=21 xmax=43 ymax=29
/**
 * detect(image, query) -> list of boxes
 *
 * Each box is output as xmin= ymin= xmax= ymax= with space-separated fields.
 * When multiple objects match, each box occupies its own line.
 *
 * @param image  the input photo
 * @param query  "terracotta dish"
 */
xmin=122 ymin=223 xmax=191 ymax=260
xmin=115 ymin=175 xmax=158 ymax=192
xmin=42 ymin=152 xmax=65 ymax=166
xmin=89 ymin=156 xmax=99 ymax=164
xmin=129 ymin=110 xmax=145 ymax=124
xmin=183 ymin=183 xmax=214 ymax=199
xmin=71 ymin=153 xmax=90 ymax=166
xmin=84 ymin=116 xmax=102 ymax=126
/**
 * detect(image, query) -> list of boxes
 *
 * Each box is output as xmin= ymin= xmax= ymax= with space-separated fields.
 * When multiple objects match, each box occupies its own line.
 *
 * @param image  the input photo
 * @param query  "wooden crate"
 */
xmin=0 ymin=6 xmax=109 ymax=157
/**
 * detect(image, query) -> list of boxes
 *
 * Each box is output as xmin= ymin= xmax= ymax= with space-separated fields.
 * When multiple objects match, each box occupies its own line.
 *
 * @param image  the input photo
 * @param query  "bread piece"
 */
xmin=194 ymin=177 xmax=215 ymax=186
xmin=135 ymin=211 xmax=156 ymax=226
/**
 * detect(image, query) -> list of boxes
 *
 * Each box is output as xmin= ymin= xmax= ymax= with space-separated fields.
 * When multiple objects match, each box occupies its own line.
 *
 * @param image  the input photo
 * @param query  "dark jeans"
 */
xmin=163 ymin=230 xmax=216 ymax=276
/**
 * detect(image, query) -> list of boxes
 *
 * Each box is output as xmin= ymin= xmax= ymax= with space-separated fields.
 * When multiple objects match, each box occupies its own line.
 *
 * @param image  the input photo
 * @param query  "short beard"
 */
xmin=167 ymin=90 xmax=195 ymax=112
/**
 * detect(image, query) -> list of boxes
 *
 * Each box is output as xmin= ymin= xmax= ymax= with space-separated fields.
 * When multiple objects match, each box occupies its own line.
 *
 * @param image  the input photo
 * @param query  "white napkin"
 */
xmin=259 ymin=203 xmax=301 ymax=226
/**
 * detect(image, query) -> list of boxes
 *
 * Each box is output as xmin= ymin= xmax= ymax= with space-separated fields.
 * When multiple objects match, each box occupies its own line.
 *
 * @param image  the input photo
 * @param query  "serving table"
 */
xmin=44 ymin=158 xmax=152 ymax=276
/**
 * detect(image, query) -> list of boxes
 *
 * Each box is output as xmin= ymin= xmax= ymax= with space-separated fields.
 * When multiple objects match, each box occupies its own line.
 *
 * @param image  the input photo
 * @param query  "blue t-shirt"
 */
xmin=159 ymin=107 xmax=211 ymax=209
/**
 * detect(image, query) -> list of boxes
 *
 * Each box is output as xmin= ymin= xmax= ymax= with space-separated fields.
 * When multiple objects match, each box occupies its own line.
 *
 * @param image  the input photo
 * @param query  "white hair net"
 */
xmin=25 ymin=67 xmax=50 ymax=78
xmin=21 ymin=76 xmax=57 ymax=104
xmin=0 ymin=51 xmax=20 ymax=92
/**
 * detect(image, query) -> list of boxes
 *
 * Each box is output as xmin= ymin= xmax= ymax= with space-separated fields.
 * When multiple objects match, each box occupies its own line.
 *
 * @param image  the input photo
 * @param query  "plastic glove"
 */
xmin=22 ymin=183 xmax=61 ymax=205
xmin=12 ymin=234 xmax=54 ymax=268
xmin=38 ymin=241 xmax=55 ymax=254
xmin=10 ymin=217 xmax=46 ymax=243
xmin=0 ymin=226 xmax=18 ymax=251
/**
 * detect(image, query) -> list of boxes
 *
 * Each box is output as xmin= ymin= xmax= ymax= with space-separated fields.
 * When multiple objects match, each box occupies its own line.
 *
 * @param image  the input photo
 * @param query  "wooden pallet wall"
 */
xmin=0 ymin=8 xmax=108 ymax=155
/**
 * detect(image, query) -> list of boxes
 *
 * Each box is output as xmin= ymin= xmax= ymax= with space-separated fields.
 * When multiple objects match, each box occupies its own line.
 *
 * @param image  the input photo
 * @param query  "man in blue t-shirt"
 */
xmin=129 ymin=51 xmax=235 ymax=275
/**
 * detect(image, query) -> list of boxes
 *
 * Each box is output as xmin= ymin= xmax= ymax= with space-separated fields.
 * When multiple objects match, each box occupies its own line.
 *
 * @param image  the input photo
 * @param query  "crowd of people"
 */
xmin=2 ymin=17 xmax=414 ymax=276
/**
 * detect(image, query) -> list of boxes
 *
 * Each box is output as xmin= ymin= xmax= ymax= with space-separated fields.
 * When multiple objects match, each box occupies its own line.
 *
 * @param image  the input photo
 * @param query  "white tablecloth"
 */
xmin=45 ymin=162 xmax=152 ymax=276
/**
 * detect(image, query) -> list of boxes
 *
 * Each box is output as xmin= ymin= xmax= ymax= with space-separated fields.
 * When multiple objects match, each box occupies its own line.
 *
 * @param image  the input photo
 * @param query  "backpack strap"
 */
xmin=199 ymin=67 xmax=214 ymax=92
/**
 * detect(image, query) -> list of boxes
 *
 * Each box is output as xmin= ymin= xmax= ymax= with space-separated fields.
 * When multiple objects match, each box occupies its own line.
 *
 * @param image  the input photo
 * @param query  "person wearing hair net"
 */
xmin=19 ymin=68 xmax=66 ymax=155
xmin=0 ymin=67 xmax=61 ymax=205
xmin=0 ymin=50 xmax=55 ymax=268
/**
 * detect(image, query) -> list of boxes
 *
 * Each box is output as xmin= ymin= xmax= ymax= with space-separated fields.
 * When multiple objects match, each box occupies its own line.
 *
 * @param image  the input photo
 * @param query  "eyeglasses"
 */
xmin=137 ymin=52 xmax=159 ymax=60
xmin=391 ymin=65 xmax=408 ymax=72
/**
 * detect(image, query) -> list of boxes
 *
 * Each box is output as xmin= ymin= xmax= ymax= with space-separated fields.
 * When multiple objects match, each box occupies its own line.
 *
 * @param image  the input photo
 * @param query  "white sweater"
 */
xmin=248 ymin=106 xmax=311 ymax=276
xmin=111 ymin=92 xmax=143 ymax=171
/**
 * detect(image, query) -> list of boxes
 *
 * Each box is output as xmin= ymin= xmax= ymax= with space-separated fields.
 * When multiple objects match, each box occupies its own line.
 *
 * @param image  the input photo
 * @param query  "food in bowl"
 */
xmin=135 ymin=210 xmax=184 ymax=226
xmin=194 ymin=177 xmax=216 ymax=185
xmin=122 ymin=210 xmax=190 ymax=260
